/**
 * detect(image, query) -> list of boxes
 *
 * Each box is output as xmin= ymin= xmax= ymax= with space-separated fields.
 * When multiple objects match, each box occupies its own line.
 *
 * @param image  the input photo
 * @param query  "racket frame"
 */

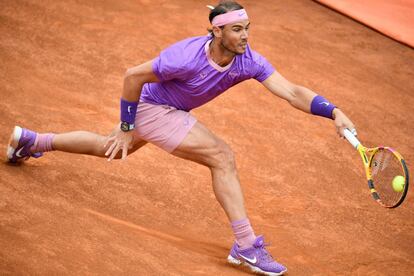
xmin=344 ymin=129 xmax=409 ymax=208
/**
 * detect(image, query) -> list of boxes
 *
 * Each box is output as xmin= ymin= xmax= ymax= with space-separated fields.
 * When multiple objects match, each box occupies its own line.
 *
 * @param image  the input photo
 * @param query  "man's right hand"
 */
xmin=104 ymin=125 xmax=134 ymax=161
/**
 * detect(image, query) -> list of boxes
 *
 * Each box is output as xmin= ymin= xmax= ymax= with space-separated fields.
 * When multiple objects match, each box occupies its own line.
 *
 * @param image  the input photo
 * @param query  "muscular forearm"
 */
xmin=262 ymin=71 xmax=355 ymax=136
xmin=122 ymin=73 xmax=145 ymax=102
xmin=122 ymin=60 xmax=158 ymax=102
xmin=291 ymin=86 xmax=355 ymax=136
xmin=289 ymin=85 xmax=317 ymax=113
xmin=119 ymin=60 xmax=158 ymax=132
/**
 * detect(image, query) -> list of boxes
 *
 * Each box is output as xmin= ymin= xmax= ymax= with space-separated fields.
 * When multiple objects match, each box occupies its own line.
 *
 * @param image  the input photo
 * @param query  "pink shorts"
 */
xmin=133 ymin=102 xmax=197 ymax=153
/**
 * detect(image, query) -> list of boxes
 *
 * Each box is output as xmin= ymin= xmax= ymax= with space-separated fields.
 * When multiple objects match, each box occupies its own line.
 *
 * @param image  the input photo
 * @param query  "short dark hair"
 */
xmin=207 ymin=1 xmax=244 ymax=36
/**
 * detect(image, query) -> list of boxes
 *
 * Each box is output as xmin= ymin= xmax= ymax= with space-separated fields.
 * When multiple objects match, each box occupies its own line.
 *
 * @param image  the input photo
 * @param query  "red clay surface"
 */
xmin=315 ymin=0 xmax=414 ymax=48
xmin=1 ymin=0 xmax=413 ymax=275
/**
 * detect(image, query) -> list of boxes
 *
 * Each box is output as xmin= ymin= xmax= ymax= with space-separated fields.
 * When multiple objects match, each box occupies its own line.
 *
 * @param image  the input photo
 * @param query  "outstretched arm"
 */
xmin=261 ymin=71 xmax=356 ymax=137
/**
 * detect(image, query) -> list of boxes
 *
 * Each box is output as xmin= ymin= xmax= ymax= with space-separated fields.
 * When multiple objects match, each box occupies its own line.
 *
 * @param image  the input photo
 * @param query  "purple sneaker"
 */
xmin=227 ymin=236 xmax=287 ymax=275
xmin=7 ymin=126 xmax=42 ymax=163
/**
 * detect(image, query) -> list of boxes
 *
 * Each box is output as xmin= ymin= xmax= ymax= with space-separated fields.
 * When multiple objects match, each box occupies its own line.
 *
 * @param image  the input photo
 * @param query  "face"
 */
xmin=214 ymin=20 xmax=250 ymax=55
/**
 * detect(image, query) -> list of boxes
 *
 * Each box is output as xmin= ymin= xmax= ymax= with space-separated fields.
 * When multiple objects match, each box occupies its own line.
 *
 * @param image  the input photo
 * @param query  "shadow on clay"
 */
xmin=83 ymin=208 xmax=229 ymax=259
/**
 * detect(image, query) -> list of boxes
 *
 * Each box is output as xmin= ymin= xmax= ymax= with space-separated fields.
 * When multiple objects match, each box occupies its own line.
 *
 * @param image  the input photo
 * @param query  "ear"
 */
xmin=212 ymin=25 xmax=223 ymax=38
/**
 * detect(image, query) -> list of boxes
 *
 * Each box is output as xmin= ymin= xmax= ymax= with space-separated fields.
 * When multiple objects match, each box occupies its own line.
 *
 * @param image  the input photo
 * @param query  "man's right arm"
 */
xmin=105 ymin=59 xmax=160 ymax=161
xmin=122 ymin=59 xmax=160 ymax=102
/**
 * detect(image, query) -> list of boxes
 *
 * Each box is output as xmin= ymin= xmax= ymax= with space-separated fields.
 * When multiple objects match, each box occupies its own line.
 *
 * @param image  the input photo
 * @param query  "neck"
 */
xmin=209 ymin=38 xmax=236 ymax=67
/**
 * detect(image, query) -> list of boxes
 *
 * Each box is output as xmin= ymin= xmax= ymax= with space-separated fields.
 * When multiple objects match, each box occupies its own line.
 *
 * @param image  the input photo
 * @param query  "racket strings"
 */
xmin=370 ymin=149 xmax=404 ymax=207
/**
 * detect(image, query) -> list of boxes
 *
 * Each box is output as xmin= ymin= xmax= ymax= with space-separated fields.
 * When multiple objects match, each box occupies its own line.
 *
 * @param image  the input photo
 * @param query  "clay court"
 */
xmin=1 ymin=0 xmax=413 ymax=275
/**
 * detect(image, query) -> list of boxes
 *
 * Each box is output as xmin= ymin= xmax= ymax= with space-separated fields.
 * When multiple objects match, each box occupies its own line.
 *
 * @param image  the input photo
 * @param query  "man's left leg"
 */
xmin=171 ymin=121 xmax=287 ymax=275
xmin=171 ymin=121 xmax=246 ymax=222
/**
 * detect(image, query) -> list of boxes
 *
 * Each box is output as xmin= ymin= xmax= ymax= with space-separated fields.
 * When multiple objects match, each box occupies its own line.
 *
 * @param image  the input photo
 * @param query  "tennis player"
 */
xmin=7 ymin=1 xmax=356 ymax=275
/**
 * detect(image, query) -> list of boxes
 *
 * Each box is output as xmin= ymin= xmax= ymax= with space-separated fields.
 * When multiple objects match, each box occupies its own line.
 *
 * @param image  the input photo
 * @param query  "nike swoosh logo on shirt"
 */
xmin=16 ymin=148 xmax=24 ymax=158
xmin=239 ymin=254 xmax=257 ymax=264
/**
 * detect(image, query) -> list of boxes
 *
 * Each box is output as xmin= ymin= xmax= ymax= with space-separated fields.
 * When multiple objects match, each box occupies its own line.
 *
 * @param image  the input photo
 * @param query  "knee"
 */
xmin=212 ymin=140 xmax=236 ymax=171
xmin=98 ymin=135 xmax=144 ymax=159
xmin=96 ymin=135 xmax=112 ymax=157
xmin=95 ymin=135 xmax=122 ymax=158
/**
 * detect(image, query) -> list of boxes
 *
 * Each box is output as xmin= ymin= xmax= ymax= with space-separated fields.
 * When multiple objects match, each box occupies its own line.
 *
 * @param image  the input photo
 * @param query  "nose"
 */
xmin=241 ymin=29 xmax=248 ymax=40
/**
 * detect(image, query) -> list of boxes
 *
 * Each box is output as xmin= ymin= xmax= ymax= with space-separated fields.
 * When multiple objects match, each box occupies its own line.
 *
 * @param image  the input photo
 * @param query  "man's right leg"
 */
xmin=52 ymin=130 xmax=146 ymax=157
xmin=7 ymin=126 xmax=146 ymax=163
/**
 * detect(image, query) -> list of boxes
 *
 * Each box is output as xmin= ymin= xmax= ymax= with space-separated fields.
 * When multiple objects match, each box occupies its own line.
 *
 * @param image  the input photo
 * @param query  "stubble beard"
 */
xmin=220 ymin=39 xmax=242 ymax=55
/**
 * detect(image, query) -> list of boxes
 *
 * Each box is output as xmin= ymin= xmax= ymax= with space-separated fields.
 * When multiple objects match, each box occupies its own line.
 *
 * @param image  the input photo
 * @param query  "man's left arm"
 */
xmin=261 ymin=71 xmax=356 ymax=137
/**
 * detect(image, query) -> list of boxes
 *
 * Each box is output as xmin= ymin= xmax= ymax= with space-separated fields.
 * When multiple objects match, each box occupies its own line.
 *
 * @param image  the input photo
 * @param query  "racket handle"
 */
xmin=344 ymin=129 xmax=360 ymax=148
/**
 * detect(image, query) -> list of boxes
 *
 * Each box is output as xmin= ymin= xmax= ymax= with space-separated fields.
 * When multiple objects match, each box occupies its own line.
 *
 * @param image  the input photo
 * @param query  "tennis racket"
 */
xmin=344 ymin=129 xmax=409 ymax=208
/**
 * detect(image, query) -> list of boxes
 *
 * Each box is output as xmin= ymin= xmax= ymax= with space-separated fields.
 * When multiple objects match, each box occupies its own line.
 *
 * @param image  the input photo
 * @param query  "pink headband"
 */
xmin=212 ymin=9 xmax=249 ymax=27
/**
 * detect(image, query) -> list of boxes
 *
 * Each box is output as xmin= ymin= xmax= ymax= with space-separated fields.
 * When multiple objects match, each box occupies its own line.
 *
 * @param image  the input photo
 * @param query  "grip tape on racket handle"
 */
xmin=344 ymin=129 xmax=360 ymax=148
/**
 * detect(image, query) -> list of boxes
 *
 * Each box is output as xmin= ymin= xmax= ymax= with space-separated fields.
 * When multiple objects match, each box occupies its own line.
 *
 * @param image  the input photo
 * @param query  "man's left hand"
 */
xmin=332 ymin=108 xmax=356 ymax=138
